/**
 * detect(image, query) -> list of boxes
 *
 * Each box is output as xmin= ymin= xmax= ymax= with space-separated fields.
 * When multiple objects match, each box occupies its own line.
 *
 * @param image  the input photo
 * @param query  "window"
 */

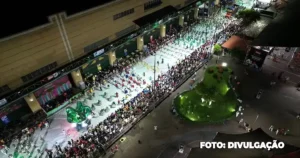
xmin=113 ymin=8 xmax=135 ymax=20
xmin=144 ymin=0 xmax=162 ymax=11
xmin=0 ymin=85 xmax=10 ymax=94
xmin=21 ymin=62 xmax=58 ymax=83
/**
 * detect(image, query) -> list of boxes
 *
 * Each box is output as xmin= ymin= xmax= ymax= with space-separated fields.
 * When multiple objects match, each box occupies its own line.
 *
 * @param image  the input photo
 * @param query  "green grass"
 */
xmin=174 ymin=66 xmax=237 ymax=122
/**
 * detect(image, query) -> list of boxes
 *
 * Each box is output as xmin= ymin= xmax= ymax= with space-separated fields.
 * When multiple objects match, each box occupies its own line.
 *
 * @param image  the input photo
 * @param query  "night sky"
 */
xmin=0 ymin=0 xmax=115 ymax=39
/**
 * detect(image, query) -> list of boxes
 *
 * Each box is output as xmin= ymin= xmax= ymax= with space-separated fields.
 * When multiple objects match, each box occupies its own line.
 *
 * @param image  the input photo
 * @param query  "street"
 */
xmin=102 ymin=55 xmax=300 ymax=158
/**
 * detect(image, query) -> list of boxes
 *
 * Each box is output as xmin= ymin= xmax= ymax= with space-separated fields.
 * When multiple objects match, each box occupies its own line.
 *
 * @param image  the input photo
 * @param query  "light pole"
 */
xmin=153 ymin=50 xmax=156 ymax=93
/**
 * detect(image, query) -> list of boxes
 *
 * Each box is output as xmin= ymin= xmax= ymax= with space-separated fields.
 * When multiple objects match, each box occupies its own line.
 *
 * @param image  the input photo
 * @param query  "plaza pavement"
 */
xmin=263 ymin=47 xmax=300 ymax=83
xmin=103 ymin=55 xmax=300 ymax=158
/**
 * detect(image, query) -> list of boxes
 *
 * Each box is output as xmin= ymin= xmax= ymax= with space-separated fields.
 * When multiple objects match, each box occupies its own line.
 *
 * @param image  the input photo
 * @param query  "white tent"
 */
xmin=199 ymin=3 xmax=208 ymax=9
xmin=257 ymin=0 xmax=271 ymax=3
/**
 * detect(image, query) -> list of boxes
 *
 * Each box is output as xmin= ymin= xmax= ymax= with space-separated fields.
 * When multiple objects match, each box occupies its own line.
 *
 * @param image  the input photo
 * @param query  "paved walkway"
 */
xmin=103 ymin=55 xmax=300 ymax=158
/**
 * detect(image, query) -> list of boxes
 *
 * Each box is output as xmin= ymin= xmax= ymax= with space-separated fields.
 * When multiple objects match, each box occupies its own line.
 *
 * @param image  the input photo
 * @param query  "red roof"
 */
xmin=222 ymin=35 xmax=249 ymax=52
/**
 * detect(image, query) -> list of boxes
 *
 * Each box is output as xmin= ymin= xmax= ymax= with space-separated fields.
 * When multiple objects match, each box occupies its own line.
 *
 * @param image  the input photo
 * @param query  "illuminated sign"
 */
xmin=47 ymin=72 xmax=60 ymax=81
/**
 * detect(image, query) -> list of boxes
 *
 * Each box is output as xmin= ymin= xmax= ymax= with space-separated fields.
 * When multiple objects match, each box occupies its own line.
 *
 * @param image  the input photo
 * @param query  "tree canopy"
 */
xmin=237 ymin=9 xmax=261 ymax=25
xmin=213 ymin=44 xmax=222 ymax=56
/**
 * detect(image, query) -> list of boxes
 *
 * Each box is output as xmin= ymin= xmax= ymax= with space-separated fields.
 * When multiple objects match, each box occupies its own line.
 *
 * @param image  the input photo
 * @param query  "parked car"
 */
xmin=256 ymin=89 xmax=263 ymax=99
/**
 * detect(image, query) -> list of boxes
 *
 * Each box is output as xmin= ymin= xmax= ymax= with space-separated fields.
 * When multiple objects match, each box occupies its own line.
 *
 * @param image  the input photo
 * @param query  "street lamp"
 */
xmin=222 ymin=62 xmax=227 ymax=67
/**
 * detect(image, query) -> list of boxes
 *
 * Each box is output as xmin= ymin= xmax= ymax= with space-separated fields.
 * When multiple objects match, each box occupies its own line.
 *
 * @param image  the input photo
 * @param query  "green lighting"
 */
xmin=173 ymin=66 xmax=238 ymax=122
xmin=229 ymin=107 xmax=236 ymax=112
xmin=153 ymin=22 xmax=159 ymax=29
xmin=66 ymin=101 xmax=92 ymax=123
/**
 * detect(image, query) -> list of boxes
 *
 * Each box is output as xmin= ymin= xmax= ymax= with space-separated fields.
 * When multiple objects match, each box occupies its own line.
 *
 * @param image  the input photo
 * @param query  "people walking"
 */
xmin=236 ymin=111 xmax=240 ymax=117
xmin=276 ymin=129 xmax=279 ymax=135
xmin=239 ymin=118 xmax=243 ymax=124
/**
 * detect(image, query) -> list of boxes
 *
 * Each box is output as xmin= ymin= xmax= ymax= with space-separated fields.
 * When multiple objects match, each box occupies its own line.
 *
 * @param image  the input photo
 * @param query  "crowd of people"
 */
xmin=45 ymin=18 xmax=221 ymax=158
xmin=0 ymin=6 xmax=244 ymax=158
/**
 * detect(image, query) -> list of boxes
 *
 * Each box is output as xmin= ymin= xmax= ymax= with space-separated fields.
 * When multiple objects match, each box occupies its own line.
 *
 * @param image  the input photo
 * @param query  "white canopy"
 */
xmin=199 ymin=3 xmax=208 ymax=8
xmin=257 ymin=0 xmax=271 ymax=3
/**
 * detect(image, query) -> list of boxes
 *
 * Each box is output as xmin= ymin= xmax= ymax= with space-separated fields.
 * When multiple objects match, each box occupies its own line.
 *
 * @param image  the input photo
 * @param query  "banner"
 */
xmin=34 ymin=76 xmax=72 ymax=106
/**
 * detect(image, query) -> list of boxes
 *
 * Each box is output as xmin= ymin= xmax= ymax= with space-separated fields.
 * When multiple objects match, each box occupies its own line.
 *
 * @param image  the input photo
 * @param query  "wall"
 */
xmin=0 ymin=22 xmax=68 ymax=90
xmin=0 ymin=0 xmax=186 ymax=92
xmin=63 ymin=0 xmax=184 ymax=59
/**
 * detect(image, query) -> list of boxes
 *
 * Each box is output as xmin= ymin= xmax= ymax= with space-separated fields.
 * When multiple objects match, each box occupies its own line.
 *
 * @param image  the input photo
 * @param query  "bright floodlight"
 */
xmin=222 ymin=62 xmax=227 ymax=67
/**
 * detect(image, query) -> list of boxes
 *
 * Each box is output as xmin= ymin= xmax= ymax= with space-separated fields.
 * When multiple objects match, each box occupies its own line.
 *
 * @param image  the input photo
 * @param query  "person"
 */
xmin=236 ymin=111 xmax=240 ymax=117
xmin=284 ymin=76 xmax=290 ymax=83
xmin=269 ymin=125 xmax=274 ymax=132
xmin=284 ymin=129 xmax=290 ymax=135
xmin=296 ymin=114 xmax=300 ymax=119
xmin=244 ymin=122 xmax=248 ymax=128
xmin=45 ymin=121 xmax=49 ymax=128
xmin=276 ymin=129 xmax=279 ymax=135
xmin=138 ymin=140 xmax=142 ymax=144
xmin=246 ymin=126 xmax=251 ymax=132
xmin=115 ymin=145 xmax=119 ymax=151
xmin=239 ymin=118 xmax=243 ymax=124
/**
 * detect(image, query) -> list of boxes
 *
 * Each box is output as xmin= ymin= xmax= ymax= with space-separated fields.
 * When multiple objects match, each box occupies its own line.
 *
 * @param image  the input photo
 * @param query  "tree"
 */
xmin=213 ymin=44 xmax=222 ymax=56
xmin=236 ymin=9 xmax=261 ymax=26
